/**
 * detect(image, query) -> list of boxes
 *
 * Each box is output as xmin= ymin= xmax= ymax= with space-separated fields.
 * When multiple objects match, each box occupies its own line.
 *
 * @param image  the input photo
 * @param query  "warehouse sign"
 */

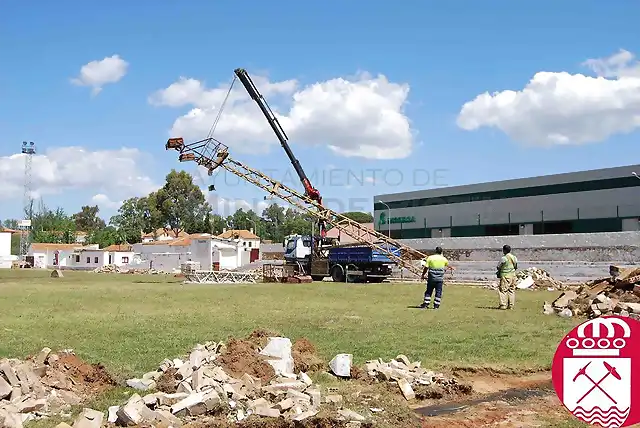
xmin=377 ymin=212 xmax=416 ymax=228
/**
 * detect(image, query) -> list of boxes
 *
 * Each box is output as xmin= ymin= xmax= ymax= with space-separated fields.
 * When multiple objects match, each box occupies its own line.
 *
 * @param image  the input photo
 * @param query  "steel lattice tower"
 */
xmin=19 ymin=141 xmax=36 ymax=260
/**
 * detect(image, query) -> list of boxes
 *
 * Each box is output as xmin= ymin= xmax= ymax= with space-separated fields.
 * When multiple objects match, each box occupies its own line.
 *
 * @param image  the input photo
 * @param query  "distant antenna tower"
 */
xmin=19 ymin=141 xmax=36 ymax=260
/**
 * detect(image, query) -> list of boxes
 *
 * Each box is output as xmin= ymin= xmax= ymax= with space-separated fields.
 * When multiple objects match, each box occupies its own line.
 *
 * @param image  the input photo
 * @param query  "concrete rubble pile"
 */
xmin=362 ymin=355 xmax=461 ymax=401
xmin=515 ymin=267 xmax=567 ymax=290
xmin=544 ymin=265 xmax=640 ymax=319
xmin=485 ymin=267 xmax=566 ymax=291
xmin=111 ymin=337 xmax=362 ymax=426
xmin=93 ymin=265 xmax=165 ymax=275
xmin=0 ymin=348 xmax=89 ymax=428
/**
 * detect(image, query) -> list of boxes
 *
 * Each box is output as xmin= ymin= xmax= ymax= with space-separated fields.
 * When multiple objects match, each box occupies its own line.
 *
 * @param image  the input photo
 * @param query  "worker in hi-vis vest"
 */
xmin=419 ymin=247 xmax=449 ymax=309
xmin=496 ymin=244 xmax=518 ymax=309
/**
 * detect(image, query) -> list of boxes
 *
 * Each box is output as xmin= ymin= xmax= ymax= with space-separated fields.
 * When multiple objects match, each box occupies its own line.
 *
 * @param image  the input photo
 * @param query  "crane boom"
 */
xmin=233 ymin=68 xmax=322 ymax=207
xmin=164 ymin=136 xmax=429 ymax=277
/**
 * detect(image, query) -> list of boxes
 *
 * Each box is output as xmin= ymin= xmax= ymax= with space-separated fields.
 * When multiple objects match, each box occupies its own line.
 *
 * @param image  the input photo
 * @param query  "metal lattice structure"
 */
xmin=184 ymin=269 xmax=261 ymax=284
xmin=19 ymin=141 xmax=36 ymax=260
xmin=165 ymin=138 xmax=428 ymax=277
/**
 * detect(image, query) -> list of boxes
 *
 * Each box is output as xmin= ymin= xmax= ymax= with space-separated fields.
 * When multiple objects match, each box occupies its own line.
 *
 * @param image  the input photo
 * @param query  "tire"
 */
xmin=311 ymin=275 xmax=325 ymax=282
xmin=331 ymin=265 xmax=345 ymax=282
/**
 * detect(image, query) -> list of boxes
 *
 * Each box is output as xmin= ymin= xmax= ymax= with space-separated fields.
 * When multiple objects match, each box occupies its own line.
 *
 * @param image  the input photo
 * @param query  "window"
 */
xmin=94 ymin=257 xmax=99 ymax=263
xmin=86 ymin=257 xmax=90 ymax=263
xmin=75 ymin=255 xmax=80 ymax=262
xmin=248 ymin=242 xmax=252 ymax=247
xmin=122 ymin=256 xmax=129 ymax=263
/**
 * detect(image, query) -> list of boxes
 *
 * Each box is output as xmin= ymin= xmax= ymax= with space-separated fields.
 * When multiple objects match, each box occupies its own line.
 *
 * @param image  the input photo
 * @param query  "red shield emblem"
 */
xmin=553 ymin=315 xmax=640 ymax=427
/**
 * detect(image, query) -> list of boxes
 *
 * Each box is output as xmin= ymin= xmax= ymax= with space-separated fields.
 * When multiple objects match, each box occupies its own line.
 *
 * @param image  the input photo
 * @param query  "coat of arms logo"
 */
xmin=552 ymin=315 xmax=640 ymax=427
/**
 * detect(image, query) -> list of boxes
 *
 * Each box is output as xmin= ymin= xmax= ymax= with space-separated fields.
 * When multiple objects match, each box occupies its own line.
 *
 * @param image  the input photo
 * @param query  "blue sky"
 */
xmin=1 ymin=0 xmax=639 ymax=222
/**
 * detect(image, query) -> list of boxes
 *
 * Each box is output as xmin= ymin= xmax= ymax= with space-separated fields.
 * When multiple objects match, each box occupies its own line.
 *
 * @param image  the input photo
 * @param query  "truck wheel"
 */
xmin=331 ymin=265 xmax=345 ymax=282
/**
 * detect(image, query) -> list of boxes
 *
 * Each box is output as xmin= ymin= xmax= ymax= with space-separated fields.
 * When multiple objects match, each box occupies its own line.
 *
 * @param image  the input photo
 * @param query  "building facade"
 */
xmin=373 ymin=164 xmax=640 ymax=239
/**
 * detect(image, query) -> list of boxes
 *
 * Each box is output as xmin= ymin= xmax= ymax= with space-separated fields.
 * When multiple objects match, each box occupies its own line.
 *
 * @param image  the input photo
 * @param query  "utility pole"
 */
xmin=19 ymin=141 xmax=36 ymax=261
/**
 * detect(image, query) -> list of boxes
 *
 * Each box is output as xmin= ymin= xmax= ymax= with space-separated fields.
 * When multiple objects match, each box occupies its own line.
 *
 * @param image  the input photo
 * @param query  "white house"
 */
xmin=67 ymin=244 xmax=135 ymax=270
xmin=130 ymin=231 xmax=261 ymax=272
xmin=28 ymin=243 xmax=87 ymax=269
xmin=216 ymin=229 xmax=261 ymax=265
xmin=132 ymin=235 xmax=193 ymax=272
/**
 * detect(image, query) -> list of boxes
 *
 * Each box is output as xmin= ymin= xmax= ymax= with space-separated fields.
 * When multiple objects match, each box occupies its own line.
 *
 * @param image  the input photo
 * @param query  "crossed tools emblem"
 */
xmin=573 ymin=361 xmax=622 ymax=404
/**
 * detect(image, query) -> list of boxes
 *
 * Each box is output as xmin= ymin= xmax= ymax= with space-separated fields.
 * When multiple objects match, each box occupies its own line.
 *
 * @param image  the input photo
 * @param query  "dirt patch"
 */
xmin=417 ymin=392 xmax=572 ymax=428
xmin=45 ymin=350 xmax=117 ymax=396
xmin=448 ymin=369 xmax=551 ymax=396
xmin=292 ymin=338 xmax=325 ymax=373
xmin=156 ymin=366 xmax=178 ymax=393
xmin=216 ymin=337 xmax=276 ymax=383
xmin=185 ymin=417 xmax=363 ymax=427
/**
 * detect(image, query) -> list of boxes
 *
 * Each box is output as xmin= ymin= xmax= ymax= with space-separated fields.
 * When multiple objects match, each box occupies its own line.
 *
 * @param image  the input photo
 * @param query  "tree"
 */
xmin=73 ymin=205 xmax=106 ymax=232
xmin=110 ymin=197 xmax=145 ymax=243
xmin=341 ymin=211 xmax=374 ymax=223
xmin=282 ymin=208 xmax=313 ymax=236
xmin=87 ymin=226 xmax=126 ymax=248
xmin=262 ymin=203 xmax=286 ymax=242
xmin=2 ymin=219 xmax=19 ymax=230
xmin=30 ymin=201 xmax=76 ymax=243
xmin=211 ymin=214 xmax=226 ymax=235
xmin=154 ymin=170 xmax=211 ymax=237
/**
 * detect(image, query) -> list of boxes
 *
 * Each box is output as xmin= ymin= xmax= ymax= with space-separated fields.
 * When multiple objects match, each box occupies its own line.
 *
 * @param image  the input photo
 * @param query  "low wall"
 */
xmin=259 ymin=232 xmax=640 ymax=282
xmin=394 ymin=231 xmax=640 ymax=283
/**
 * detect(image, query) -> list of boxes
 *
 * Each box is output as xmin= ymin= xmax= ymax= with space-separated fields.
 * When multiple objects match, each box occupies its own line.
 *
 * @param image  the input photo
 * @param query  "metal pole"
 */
xmin=378 ymin=201 xmax=391 ymax=237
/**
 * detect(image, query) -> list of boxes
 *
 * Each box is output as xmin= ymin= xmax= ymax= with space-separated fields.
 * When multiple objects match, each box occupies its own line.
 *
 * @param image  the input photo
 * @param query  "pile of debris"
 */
xmin=3 ymin=333 xmax=470 ymax=427
xmin=93 ymin=265 xmax=124 ymax=274
xmin=361 ymin=356 xmax=470 ymax=401
xmin=93 ymin=265 xmax=166 ymax=275
xmin=515 ymin=267 xmax=566 ymax=290
xmin=110 ymin=336 xmax=360 ymax=425
xmin=544 ymin=265 xmax=640 ymax=319
xmin=0 ymin=348 xmax=116 ymax=427
xmin=484 ymin=266 xmax=566 ymax=291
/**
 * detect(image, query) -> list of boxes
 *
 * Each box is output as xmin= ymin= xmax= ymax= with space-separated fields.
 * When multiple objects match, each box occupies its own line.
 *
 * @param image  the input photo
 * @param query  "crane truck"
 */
xmin=165 ymin=69 xmax=429 ymax=282
xmin=233 ymin=68 xmax=400 ymax=283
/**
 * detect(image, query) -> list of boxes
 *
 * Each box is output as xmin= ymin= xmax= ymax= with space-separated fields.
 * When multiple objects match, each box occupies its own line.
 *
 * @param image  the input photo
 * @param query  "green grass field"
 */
xmin=0 ymin=269 xmax=585 ymax=426
xmin=0 ymin=269 xmax=579 ymax=376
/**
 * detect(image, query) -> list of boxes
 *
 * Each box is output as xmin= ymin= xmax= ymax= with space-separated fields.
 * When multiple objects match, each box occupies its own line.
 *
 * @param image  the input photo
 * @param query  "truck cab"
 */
xmin=283 ymin=234 xmax=312 ymax=263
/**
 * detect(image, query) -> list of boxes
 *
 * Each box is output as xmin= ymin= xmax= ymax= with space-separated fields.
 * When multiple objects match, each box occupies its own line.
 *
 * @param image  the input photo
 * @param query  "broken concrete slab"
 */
xmin=397 ymin=378 xmax=415 ymax=400
xmin=329 ymin=354 xmax=352 ymax=377
xmin=72 ymin=408 xmax=104 ymax=428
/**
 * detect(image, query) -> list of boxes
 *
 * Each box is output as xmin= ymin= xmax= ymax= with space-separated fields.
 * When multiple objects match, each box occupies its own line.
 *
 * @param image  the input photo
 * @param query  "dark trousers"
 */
xmin=424 ymin=279 xmax=443 ymax=308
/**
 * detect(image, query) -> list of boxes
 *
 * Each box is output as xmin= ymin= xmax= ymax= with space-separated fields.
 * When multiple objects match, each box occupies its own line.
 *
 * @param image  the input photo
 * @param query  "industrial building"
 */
xmin=373 ymin=164 xmax=640 ymax=239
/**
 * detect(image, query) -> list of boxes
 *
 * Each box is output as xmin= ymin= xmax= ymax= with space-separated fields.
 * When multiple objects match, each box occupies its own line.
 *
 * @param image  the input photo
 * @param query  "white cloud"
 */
xmin=0 ymin=146 xmax=159 ymax=210
xmin=150 ymin=71 xmax=415 ymax=159
xmin=71 ymin=55 xmax=129 ymax=96
xmin=456 ymin=49 xmax=640 ymax=146
xmin=91 ymin=194 xmax=122 ymax=210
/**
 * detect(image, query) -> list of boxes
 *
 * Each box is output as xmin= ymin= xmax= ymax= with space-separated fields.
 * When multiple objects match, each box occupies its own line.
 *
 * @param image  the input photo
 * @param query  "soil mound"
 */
xmin=292 ymin=338 xmax=324 ymax=373
xmin=48 ymin=350 xmax=117 ymax=395
xmin=216 ymin=337 xmax=276 ymax=383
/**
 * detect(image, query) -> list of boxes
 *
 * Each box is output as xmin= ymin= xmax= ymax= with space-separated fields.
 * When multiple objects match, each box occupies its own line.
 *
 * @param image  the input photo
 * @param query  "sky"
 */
xmin=1 ymin=0 xmax=639 ymax=223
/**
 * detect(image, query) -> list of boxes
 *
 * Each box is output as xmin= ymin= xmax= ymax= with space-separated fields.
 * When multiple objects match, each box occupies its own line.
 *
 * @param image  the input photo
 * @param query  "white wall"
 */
xmin=0 ymin=232 xmax=11 ymax=257
xmin=147 ymin=252 xmax=191 ymax=272
xmin=108 ymin=252 xmax=135 ymax=266
xmin=69 ymin=250 xmax=107 ymax=269
xmin=190 ymin=239 xmax=213 ymax=270
xmin=218 ymin=248 xmax=237 ymax=270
